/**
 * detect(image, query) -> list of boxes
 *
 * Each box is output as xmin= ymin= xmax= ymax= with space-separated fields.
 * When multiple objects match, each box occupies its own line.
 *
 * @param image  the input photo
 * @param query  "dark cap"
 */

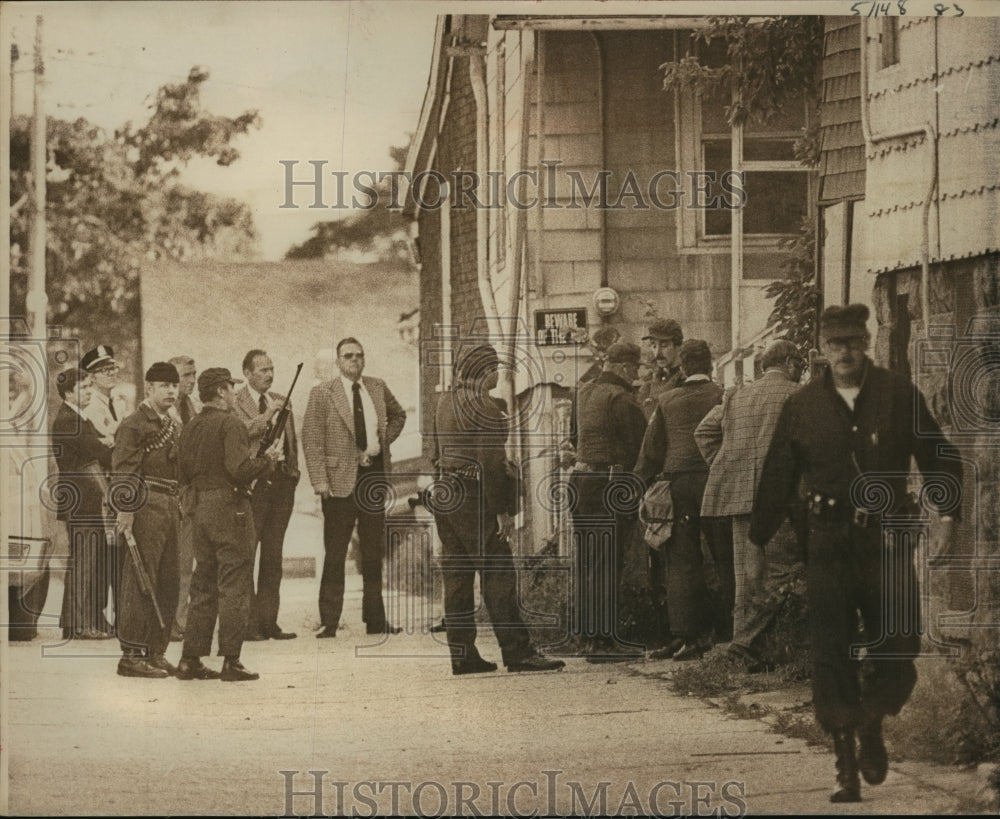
xmin=642 ymin=318 xmax=683 ymax=345
xmin=454 ymin=344 xmax=500 ymax=380
xmin=820 ymin=304 xmax=870 ymax=342
xmin=80 ymin=345 xmax=117 ymax=372
xmin=679 ymin=338 xmax=713 ymax=375
xmin=605 ymin=342 xmax=642 ymax=366
xmin=145 ymin=361 xmax=179 ymax=384
xmin=197 ymin=367 xmax=243 ymax=393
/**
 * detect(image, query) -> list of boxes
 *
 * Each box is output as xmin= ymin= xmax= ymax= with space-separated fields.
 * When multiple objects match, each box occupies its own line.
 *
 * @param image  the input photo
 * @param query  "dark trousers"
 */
xmin=701 ymin=515 xmax=735 ymax=643
xmin=808 ymin=519 xmax=920 ymax=733
xmin=8 ymin=570 xmax=50 ymax=641
xmin=118 ymin=493 xmax=180 ymax=658
xmin=662 ymin=471 xmax=713 ymax=641
xmin=319 ymin=470 xmax=388 ymax=631
xmin=173 ymin=513 xmax=195 ymax=634
xmin=568 ymin=471 xmax=634 ymax=644
xmin=182 ymin=489 xmax=256 ymax=658
xmin=249 ymin=471 xmax=297 ymax=633
xmin=433 ymin=481 xmax=533 ymax=668
xmin=60 ymin=519 xmax=104 ymax=637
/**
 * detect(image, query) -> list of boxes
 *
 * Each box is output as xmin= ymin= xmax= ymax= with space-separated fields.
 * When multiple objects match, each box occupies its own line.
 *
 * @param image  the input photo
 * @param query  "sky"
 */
xmin=4 ymin=0 xmax=439 ymax=259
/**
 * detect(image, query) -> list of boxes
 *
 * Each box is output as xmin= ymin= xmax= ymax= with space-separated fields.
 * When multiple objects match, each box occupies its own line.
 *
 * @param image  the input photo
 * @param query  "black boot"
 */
xmin=858 ymin=715 xmax=888 ymax=785
xmin=830 ymin=730 xmax=861 ymax=803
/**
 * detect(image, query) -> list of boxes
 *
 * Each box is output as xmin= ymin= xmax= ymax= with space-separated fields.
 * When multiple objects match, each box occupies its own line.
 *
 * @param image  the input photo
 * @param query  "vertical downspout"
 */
xmin=440 ymin=182 xmax=453 ymax=390
xmin=730 ymin=87 xmax=744 ymax=360
xmin=535 ymin=31 xmax=546 ymax=299
xmin=466 ymin=45 xmax=503 ymax=339
xmin=590 ymin=32 xmax=608 ymax=290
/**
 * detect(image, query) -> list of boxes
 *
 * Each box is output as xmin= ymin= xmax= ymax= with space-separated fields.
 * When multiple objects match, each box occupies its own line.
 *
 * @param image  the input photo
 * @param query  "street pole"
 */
xmin=27 ymin=15 xmax=47 ymax=345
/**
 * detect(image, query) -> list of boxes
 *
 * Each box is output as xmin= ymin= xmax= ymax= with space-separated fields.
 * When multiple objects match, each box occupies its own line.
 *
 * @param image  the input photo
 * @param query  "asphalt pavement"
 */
xmin=3 ymin=511 xmax=991 ymax=816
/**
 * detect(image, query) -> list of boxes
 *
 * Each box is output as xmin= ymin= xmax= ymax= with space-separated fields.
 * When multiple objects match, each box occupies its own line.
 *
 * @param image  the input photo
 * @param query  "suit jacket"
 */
xmin=233 ymin=385 xmax=300 ymax=480
xmin=301 ymin=376 xmax=406 ymax=497
xmin=168 ymin=393 xmax=201 ymax=426
xmin=696 ymin=369 xmax=801 ymax=518
xmin=51 ymin=402 xmax=113 ymax=522
xmin=635 ymin=379 xmax=723 ymax=481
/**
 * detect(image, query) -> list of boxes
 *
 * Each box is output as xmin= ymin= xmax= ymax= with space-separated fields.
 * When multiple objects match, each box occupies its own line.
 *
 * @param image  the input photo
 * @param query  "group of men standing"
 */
xmin=48 ymin=338 xmax=413 ymax=682
xmin=569 ymin=305 xmax=960 ymax=803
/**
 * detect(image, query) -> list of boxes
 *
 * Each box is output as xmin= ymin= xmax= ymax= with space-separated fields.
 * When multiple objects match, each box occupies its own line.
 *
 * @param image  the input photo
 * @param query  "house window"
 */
xmin=879 ymin=18 xmax=900 ymax=68
xmin=677 ymin=36 xmax=813 ymax=249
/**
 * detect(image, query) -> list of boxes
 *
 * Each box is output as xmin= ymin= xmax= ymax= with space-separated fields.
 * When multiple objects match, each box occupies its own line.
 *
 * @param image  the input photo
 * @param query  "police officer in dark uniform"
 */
xmin=750 ymin=304 xmax=961 ymax=802
xmin=112 ymin=362 xmax=183 ymax=678
xmin=431 ymin=344 xmax=565 ymax=676
xmin=569 ymin=342 xmax=648 ymax=662
xmin=637 ymin=318 xmax=685 ymax=419
xmin=176 ymin=368 xmax=281 ymax=682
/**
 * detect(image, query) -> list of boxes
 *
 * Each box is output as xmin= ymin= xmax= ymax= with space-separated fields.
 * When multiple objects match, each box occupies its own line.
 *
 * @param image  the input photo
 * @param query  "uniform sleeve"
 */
xmin=633 ymin=405 xmax=666 ymax=484
xmin=112 ymin=418 xmax=144 ymax=476
xmin=749 ymin=400 xmax=801 ymax=545
xmin=223 ymin=418 xmax=273 ymax=485
xmin=910 ymin=384 xmax=963 ymax=520
xmin=478 ymin=405 xmax=516 ymax=515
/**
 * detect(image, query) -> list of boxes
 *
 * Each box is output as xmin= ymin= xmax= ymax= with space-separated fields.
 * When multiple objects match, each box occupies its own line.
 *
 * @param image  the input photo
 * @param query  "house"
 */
xmin=816 ymin=16 xmax=1000 ymax=634
xmin=404 ymin=14 xmax=820 ymax=554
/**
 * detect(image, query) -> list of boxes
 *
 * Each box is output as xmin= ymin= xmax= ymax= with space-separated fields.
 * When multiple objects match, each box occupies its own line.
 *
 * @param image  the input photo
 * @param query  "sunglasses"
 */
xmin=340 ymin=352 xmax=364 ymax=360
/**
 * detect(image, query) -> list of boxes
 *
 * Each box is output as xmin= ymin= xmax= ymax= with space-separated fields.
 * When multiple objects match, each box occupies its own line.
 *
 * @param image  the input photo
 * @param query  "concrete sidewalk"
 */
xmin=3 ymin=512 xmax=991 ymax=815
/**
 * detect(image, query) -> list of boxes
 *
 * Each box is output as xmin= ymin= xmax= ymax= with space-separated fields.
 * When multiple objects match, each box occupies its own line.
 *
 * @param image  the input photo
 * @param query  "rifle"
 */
xmin=257 ymin=362 xmax=303 ymax=458
xmin=123 ymin=530 xmax=166 ymax=631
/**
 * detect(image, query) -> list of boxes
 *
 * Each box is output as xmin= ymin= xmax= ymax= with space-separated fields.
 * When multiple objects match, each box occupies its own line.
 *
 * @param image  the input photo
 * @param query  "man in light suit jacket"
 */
xmin=301 ymin=337 xmax=406 ymax=638
xmin=695 ymin=339 xmax=805 ymax=671
xmin=235 ymin=349 xmax=300 ymax=640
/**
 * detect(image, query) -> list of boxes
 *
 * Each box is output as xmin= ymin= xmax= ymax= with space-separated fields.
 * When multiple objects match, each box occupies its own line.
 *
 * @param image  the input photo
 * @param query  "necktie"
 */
xmin=109 ymin=397 xmax=117 ymax=421
xmin=259 ymin=393 xmax=268 ymax=415
xmin=352 ymin=382 xmax=367 ymax=452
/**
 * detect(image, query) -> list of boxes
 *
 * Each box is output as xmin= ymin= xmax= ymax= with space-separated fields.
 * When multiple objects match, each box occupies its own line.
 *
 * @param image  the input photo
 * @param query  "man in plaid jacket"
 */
xmin=695 ymin=339 xmax=805 ymax=671
xmin=301 ymin=337 xmax=406 ymax=638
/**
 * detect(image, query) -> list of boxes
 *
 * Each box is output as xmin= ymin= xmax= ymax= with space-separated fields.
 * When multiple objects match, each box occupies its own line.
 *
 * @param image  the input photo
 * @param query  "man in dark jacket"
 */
xmin=569 ymin=342 xmax=648 ymax=661
xmin=635 ymin=339 xmax=724 ymax=661
xmin=52 ymin=367 xmax=114 ymax=640
xmin=750 ymin=304 xmax=962 ymax=803
xmin=176 ymin=368 xmax=281 ymax=682
xmin=431 ymin=343 xmax=564 ymax=676
xmin=112 ymin=362 xmax=183 ymax=678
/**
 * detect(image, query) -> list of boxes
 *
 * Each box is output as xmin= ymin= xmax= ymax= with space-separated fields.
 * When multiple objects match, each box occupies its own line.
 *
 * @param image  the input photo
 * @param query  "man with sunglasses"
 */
xmin=750 ymin=304 xmax=961 ymax=803
xmin=301 ymin=337 xmax=406 ymax=639
xmin=80 ymin=344 xmax=124 ymax=635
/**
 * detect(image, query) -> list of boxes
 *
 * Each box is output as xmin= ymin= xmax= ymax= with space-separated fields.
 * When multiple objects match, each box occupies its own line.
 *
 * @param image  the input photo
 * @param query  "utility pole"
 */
xmin=27 ymin=15 xmax=47 ymax=344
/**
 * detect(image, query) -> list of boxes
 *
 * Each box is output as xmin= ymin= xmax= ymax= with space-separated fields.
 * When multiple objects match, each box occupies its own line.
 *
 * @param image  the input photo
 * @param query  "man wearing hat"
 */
xmin=430 ymin=343 xmax=565 ymax=674
xmin=81 ymin=345 xmax=125 ymax=440
xmin=81 ymin=344 xmax=125 ymax=634
xmin=637 ymin=318 xmax=685 ymax=419
xmin=750 ymin=304 xmax=962 ymax=803
xmin=111 ymin=362 xmax=183 ymax=678
xmin=175 ymin=367 xmax=282 ymax=682
xmin=635 ymin=339 xmax=725 ymax=662
xmin=569 ymin=341 xmax=648 ymax=661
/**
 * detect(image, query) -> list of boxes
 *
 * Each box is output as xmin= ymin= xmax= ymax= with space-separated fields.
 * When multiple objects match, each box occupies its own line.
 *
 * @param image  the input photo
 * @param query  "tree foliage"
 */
xmin=9 ymin=67 xmax=260 ymax=366
xmin=284 ymin=144 xmax=411 ymax=264
xmin=763 ymin=217 xmax=820 ymax=356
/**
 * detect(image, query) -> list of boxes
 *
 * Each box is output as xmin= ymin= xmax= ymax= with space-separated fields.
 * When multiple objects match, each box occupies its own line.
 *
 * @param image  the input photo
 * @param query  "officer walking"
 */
xmin=569 ymin=342 xmax=647 ymax=662
xmin=176 ymin=368 xmax=281 ymax=682
xmin=112 ymin=362 xmax=183 ymax=679
xmin=750 ymin=304 xmax=961 ymax=802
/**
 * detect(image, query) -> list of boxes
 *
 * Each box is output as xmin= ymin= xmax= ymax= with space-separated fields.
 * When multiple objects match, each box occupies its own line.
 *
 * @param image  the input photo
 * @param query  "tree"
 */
xmin=660 ymin=17 xmax=824 ymax=354
xmin=8 ymin=67 xmax=260 ymax=373
xmin=284 ymin=144 xmax=412 ymax=265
